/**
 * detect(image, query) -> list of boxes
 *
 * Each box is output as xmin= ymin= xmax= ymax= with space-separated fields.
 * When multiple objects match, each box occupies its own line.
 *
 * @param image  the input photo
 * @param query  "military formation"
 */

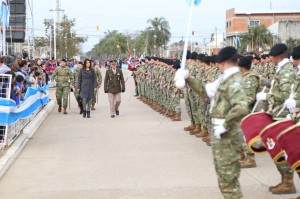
xmin=135 ymin=57 xmax=182 ymax=121
xmin=135 ymin=44 xmax=300 ymax=199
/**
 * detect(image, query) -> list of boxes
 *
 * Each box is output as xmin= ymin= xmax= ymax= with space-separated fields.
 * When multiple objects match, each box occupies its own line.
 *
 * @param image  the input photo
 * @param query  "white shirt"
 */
xmin=205 ymin=66 xmax=240 ymax=99
xmin=222 ymin=66 xmax=240 ymax=81
xmin=275 ymin=58 xmax=290 ymax=74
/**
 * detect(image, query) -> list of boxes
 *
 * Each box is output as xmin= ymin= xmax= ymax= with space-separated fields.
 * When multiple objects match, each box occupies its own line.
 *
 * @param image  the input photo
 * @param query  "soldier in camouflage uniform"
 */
xmin=51 ymin=59 xmax=74 ymax=114
xmin=283 ymin=45 xmax=300 ymax=199
xmin=91 ymin=60 xmax=102 ymax=110
xmin=184 ymin=46 xmax=249 ymax=199
xmin=256 ymin=43 xmax=296 ymax=195
xmin=73 ymin=62 xmax=84 ymax=114
xmin=201 ymin=55 xmax=221 ymax=146
xmin=251 ymin=56 xmax=263 ymax=76
xmin=183 ymin=51 xmax=196 ymax=132
xmin=238 ymin=56 xmax=260 ymax=168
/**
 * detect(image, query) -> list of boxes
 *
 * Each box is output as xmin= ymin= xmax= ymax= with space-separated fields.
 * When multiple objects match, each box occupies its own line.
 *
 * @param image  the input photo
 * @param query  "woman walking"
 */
xmin=77 ymin=59 xmax=98 ymax=118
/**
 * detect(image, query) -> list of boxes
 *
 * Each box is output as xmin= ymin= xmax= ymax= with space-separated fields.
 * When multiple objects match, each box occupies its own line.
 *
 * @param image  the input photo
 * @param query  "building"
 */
xmin=226 ymin=8 xmax=300 ymax=47
xmin=269 ymin=21 xmax=300 ymax=44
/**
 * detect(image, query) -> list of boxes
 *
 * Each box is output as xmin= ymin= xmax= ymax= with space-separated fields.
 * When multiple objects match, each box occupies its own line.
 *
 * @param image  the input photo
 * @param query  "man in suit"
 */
xmin=104 ymin=60 xmax=125 ymax=118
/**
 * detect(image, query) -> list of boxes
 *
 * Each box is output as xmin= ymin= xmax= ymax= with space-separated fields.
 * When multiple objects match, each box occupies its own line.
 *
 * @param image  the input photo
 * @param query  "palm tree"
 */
xmin=239 ymin=24 xmax=273 ymax=53
xmin=146 ymin=17 xmax=171 ymax=55
xmin=90 ymin=30 xmax=128 ymax=59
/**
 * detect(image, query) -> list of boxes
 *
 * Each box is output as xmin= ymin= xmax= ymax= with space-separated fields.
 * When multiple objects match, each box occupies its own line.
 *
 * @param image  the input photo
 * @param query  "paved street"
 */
xmin=0 ymin=69 xmax=299 ymax=199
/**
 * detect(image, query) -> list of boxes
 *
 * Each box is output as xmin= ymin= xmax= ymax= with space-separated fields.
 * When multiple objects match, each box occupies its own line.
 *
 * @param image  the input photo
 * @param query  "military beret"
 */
xmin=196 ymin=53 xmax=205 ymax=61
xmin=238 ymin=56 xmax=252 ymax=69
xmin=78 ymin=62 xmax=83 ymax=65
xmin=216 ymin=46 xmax=238 ymax=63
xmin=186 ymin=50 xmax=191 ymax=59
xmin=61 ymin=58 xmax=67 ymax=62
xmin=269 ymin=43 xmax=288 ymax=56
xmin=172 ymin=61 xmax=181 ymax=70
xmin=190 ymin=52 xmax=198 ymax=60
xmin=253 ymin=56 xmax=261 ymax=61
xmin=261 ymin=54 xmax=269 ymax=59
xmin=292 ymin=45 xmax=300 ymax=60
xmin=202 ymin=56 xmax=211 ymax=63
xmin=210 ymin=55 xmax=217 ymax=63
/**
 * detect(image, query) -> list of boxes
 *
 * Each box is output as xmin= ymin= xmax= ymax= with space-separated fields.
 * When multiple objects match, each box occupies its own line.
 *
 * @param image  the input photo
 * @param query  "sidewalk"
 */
xmin=0 ymin=69 xmax=298 ymax=199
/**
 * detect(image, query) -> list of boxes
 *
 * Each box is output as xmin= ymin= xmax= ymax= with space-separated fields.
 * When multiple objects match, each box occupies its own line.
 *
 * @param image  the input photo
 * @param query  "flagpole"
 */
xmin=2 ymin=2 xmax=6 ymax=56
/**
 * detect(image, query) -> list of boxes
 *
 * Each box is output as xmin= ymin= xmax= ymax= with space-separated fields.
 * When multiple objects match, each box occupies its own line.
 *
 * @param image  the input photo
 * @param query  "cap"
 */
xmin=269 ymin=43 xmax=288 ymax=56
xmin=110 ymin=60 xmax=117 ymax=64
xmin=61 ymin=58 xmax=67 ymax=62
xmin=196 ymin=53 xmax=205 ymax=61
xmin=216 ymin=46 xmax=238 ymax=63
xmin=238 ymin=56 xmax=252 ymax=69
xmin=292 ymin=45 xmax=300 ymax=60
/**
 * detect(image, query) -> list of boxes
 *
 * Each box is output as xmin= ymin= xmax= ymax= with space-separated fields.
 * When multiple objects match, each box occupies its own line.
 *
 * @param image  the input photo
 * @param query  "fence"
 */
xmin=0 ymin=74 xmax=49 ymax=148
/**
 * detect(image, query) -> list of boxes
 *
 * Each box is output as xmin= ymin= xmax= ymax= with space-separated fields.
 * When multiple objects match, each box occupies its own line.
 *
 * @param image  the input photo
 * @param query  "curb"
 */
xmin=0 ymin=100 xmax=55 ymax=179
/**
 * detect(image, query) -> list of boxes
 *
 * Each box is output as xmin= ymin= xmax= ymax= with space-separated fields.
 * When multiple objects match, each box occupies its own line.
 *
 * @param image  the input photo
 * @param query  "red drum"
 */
xmin=277 ymin=124 xmax=300 ymax=172
xmin=260 ymin=119 xmax=295 ymax=163
xmin=241 ymin=111 xmax=273 ymax=153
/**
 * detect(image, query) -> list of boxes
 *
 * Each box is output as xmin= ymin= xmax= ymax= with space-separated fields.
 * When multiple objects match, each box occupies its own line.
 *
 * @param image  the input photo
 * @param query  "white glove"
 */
xmin=256 ymin=92 xmax=267 ymax=101
xmin=205 ymin=80 xmax=219 ymax=98
xmin=174 ymin=69 xmax=189 ymax=80
xmin=213 ymin=125 xmax=227 ymax=140
xmin=284 ymin=98 xmax=296 ymax=109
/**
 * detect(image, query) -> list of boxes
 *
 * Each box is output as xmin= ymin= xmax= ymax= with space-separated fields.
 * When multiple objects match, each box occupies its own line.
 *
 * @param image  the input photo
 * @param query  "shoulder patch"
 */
xmin=234 ymin=81 xmax=242 ymax=87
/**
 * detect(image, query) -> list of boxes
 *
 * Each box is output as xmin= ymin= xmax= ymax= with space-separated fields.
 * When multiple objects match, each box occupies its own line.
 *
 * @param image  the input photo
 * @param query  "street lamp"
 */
xmin=153 ymin=45 xmax=156 ymax=56
xmin=133 ymin=48 xmax=136 ymax=57
xmin=162 ymin=45 xmax=165 ymax=57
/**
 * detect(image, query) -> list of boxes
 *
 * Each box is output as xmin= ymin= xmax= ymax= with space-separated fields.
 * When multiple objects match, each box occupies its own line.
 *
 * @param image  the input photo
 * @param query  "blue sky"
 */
xmin=33 ymin=0 xmax=300 ymax=52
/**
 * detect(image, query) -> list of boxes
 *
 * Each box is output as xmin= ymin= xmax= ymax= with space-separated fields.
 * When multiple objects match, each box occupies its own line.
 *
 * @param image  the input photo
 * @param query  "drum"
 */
xmin=277 ymin=123 xmax=300 ymax=172
xmin=260 ymin=119 xmax=295 ymax=163
xmin=241 ymin=111 xmax=273 ymax=153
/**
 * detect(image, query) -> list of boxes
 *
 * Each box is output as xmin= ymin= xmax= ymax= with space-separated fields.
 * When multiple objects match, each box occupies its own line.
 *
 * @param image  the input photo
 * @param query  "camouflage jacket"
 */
xmin=187 ymin=67 xmax=249 ymax=129
xmin=242 ymin=71 xmax=260 ymax=109
xmin=94 ymin=66 xmax=102 ymax=87
xmin=51 ymin=66 xmax=74 ymax=87
xmin=73 ymin=67 xmax=81 ymax=87
xmin=266 ymin=61 xmax=296 ymax=118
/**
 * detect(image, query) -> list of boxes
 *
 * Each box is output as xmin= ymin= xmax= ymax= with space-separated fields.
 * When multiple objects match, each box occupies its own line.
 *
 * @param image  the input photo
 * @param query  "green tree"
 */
xmin=146 ymin=17 xmax=171 ymax=55
xmin=44 ymin=15 xmax=86 ymax=59
xmin=90 ymin=30 xmax=128 ymax=60
xmin=239 ymin=24 xmax=273 ymax=53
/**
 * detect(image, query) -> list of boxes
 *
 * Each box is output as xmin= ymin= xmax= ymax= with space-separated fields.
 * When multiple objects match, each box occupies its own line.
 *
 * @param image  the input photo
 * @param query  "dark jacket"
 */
xmin=77 ymin=69 xmax=97 ymax=99
xmin=104 ymin=69 xmax=125 ymax=94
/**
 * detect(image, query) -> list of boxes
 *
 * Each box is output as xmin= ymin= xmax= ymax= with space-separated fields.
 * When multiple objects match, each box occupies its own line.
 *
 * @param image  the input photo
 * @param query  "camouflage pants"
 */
xmin=211 ymin=125 xmax=244 ymax=199
xmin=198 ymin=97 xmax=206 ymax=129
xmin=190 ymin=92 xmax=200 ymax=125
xmin=170 ymin=94 xmax=181 ymax=114
xmin=56 ymin=86 xmax=70 ymax=108
xmin=241 ymin=142 xmax=255 ymax=156
xmin=184 ymin=89 xmax=194 ymax=123
xmin=92 ymin=89 xmax=98 ymax=105
xmin=275 ymin=161 xmax=294 ymax=177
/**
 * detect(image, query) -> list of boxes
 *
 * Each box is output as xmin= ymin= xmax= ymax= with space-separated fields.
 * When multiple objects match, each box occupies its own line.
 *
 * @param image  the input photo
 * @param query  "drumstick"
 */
xmin=252 ymin=86 xmax=266 ymax=113
xmin=276 ymin=84 xmax=295 ymax=117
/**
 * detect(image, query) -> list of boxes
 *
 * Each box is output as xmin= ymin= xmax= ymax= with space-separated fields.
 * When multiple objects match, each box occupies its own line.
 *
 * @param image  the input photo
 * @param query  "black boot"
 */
xmin=83 ymin=111 xmax=87 ymax=118
xmin=87 ymin=111 xmax=90 ymax=118
xmin=79 ymin=102 xmax=83 ymax=114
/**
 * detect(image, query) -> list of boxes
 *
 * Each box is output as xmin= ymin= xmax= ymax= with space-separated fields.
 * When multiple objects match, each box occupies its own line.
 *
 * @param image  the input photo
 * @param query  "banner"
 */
xmin=0 ymin=85 xmax=49 ymax=126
